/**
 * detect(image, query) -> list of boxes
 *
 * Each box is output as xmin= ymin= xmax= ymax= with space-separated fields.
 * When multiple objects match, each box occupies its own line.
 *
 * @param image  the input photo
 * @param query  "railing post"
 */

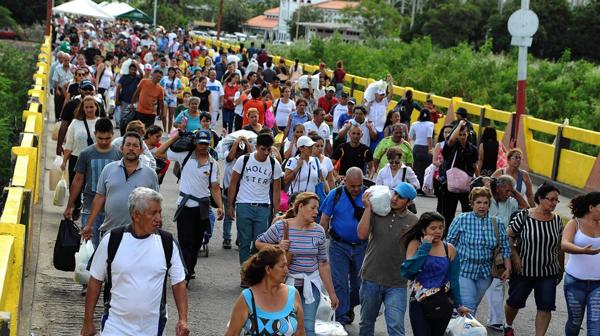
xmin=350 ymin=77 xmax=355 ymax=97
xmin=551 ymin=126 xmax=570 ymax=181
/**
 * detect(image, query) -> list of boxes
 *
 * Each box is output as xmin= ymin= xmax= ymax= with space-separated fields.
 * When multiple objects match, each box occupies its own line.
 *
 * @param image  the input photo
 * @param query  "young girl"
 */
xmin=401 ymin=212 xmax=470 ymax=336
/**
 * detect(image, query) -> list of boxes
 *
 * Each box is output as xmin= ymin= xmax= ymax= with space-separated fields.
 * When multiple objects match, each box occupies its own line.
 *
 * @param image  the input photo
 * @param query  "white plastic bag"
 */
xmin=364 ymin=80 xmax=388 ymax=103
xmin=298 ymin=74 xmax=320 ymax=90
xmin=215 ymin=130 xmax=258 ymax=160
xmin=74 ymin=240 xmax=94 ymax=284
xmin=445 ymin=313 xmax=487 ymax=336
xmin=73 ymin=240 xmax=95 ymax=285
xmin=51 ymin=122 xmax=60 ymax=141
xmin=366 ymin=185 xmax=391 ymax=216
xmin=53 ymin=173 xmax=68 ymax=206
xmin=316 ymin=293 xmax=335 ymax=322
xmin=422 ymin=163 xmax=437 ymax=196
xmin=49 ymin=156 xmax=63 ymax=191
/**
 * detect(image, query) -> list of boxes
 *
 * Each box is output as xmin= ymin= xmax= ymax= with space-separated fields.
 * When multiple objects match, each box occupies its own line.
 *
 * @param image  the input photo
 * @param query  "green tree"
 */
xmin=221 ymin=0 xmax=251 ymax=33
xmin=566 ymin=0 xmax=600 ymax=62
xmin=287 ymin=7 xmax=325 ymax=40
xmin=341 ymin=0 xmax=403 ymax=39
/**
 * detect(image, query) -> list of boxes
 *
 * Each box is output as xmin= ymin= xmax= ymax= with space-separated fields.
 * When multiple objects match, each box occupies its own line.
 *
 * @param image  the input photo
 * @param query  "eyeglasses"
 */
xmin=544 ymin=197 xmax=560 ymax=203
xmin=389 ymin=160 xmax=402 ymax=165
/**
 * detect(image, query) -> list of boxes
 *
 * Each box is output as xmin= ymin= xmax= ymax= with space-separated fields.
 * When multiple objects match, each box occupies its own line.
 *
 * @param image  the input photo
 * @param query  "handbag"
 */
xmin=283 ymin=220 xmax=293 ymax=264
xmin=419 ymin=289 xmax=454 ymax=320
xmin=170 ymin=131 xmax=196 ymax=152
xmin=401 ymin=167 xmax=418 ymax=214
xmin=53 ymin=219 xmax=81 ymax=271
xmin=490 ymin=216 xmax=506 ymax=278
xmin=446 ymin=150 xmax=472 ymax=193
xmin=496 ymin=142 xmax=508 ymax=169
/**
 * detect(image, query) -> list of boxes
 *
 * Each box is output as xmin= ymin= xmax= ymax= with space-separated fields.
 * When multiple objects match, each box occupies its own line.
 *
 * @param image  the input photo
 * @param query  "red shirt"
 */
xmin=223 ymin=84 xmax=239 ymax=110
xmin=318 ymin=96 xmax=339 ymax=114
xmin=243 ymin=98 xmax=271 ymax=126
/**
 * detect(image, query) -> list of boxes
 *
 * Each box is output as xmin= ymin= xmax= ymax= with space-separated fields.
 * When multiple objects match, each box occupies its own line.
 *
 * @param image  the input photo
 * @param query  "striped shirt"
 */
xmin=509 ymin=210 xmax=563 ymax=277
xmin=257 ymin=220 xmax=327 ymax=282
xmin=447 ymin=212 xmax=511 ymax=280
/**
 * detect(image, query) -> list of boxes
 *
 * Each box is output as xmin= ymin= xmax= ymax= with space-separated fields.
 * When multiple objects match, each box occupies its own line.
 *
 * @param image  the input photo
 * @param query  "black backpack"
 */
xmin=94 ymin=226 xmax=174 ymax=313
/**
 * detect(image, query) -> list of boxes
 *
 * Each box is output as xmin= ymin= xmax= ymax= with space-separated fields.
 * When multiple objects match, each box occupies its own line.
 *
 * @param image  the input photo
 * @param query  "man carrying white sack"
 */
xmin=357 ymin=182 xmax=418 ymax=336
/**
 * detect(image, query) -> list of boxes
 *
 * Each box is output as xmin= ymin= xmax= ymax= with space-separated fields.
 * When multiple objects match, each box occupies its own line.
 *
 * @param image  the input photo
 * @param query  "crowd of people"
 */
xmin=48 ymin=15 xmax=600 ymax=336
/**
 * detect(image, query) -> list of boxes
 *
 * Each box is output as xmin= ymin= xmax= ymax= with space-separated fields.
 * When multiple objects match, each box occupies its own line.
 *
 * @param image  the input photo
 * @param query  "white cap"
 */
xmin=297 ymin=136 xmax=316 ymax=148
xmin=376 ymin=89 xmax=386 ymax=95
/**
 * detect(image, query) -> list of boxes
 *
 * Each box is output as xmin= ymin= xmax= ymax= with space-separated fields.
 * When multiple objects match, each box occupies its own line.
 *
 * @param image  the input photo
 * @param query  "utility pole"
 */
xmin=45 ymin=0 xmax=52 ymax=36
xmin=295 ymin=8 xmax=301 ymax=40
xmin=153 ymin=0 xmax=157 ymax=26
xmin=216 ymin=0 xmax=223 ymax=41
xmin=507 ymin=0 xmax=538 ymax=143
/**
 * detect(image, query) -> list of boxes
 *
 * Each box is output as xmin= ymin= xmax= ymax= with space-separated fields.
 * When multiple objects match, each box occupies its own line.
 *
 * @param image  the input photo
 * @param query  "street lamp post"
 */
xmin=507 ymin=0 xmax=538 ymax=143
xmin=153 ymin=0 xmax=157 ymax=27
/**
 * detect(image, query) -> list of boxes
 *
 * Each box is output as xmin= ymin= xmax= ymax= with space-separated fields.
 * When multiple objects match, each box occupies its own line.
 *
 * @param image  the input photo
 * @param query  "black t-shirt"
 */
xmin=332 ymin=142 xmax=373 ymax=176
xmin=83 ymin=48 xmax=101 ymax=66
xmin=191 ymin=88 xmax=211 ymax=112
xmin=67 ymin=82 xmax=80 ymax=96
xmin=118 ymin=75 xmax=141 ymax=103
xmin=262 ymin=68 xmax=276 ymax=83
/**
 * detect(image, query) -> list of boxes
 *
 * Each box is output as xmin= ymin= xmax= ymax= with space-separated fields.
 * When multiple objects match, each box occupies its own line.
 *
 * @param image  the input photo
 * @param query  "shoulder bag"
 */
xmin=82 ymin=119 xmax=94 ymax=146
xmin=446 ymin=149 xmax=472 ymax=193
xmin=490 ymin=216 xmax=507 ymax=278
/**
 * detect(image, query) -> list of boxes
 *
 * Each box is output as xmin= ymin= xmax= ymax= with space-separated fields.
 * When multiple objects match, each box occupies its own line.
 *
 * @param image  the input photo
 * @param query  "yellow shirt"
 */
xmin=268 ymin=86 xmax=281 ymax=100
xmin=178 ymin=61 xmax=189 ymax=75
xmin=177 ymin=76 xmax=190 ymax=99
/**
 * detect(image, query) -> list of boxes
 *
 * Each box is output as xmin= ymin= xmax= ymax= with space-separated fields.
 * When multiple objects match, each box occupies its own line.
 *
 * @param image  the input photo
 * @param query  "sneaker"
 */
xmin=504 ymin=326 xmax=515 ymax=336
xmin=222 ymin=239 xmax=232 ymax=249
xmin=488 ymin=324 xmax=503 ymax=332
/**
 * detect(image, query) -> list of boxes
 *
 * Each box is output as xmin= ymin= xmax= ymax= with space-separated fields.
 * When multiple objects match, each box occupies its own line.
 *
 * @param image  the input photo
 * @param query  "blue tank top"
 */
xmin=243 ymin=285 xmax=299 ymax=336
xmin=412 ymin=243 xmax=450 ymax=301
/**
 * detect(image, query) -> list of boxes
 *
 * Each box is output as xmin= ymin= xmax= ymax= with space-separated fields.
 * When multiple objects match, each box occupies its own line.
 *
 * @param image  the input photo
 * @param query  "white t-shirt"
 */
xmin=89 ymin=231 xmax=186 ymax=336
xmin=233 ymin=153 xmax=283 ymax=204
xmin=274 ymin=99 xmax=296 ymax=127
xmin=345 ymin=119 xmax=371 ymax=147
xmin=331 ymin=103 xmax=349 ymax=133
xmin=368 ymin=98 xmax=388 ymax=132
xmin=409 ymin=121 xmax=435 ymax=146
xmin=304 ymin=120 xmax=330 ymax=141
xmin=317 ymin=156 xmax=334 ymax=179
xmin=284 ymin=156 xmax=324 ymax=194
xmin=160 ymin=76 xmax=182 ymax=99
xmin=234 ymin=91 xmax=244 ymax=116
xmin=167 ymin=150 xmax=218 ymax=207
xmin=64 ymin=118 xmax=97 ymax=156
xmin=206 ymin=79 xmax=224 ymax=111
xmin=283 ymin=139 xmax=299 ymax=157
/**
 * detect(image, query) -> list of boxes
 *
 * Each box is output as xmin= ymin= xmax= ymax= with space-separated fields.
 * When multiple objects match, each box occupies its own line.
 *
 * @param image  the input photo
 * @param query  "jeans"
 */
xmin=235 ymin=203 xmax=271 ymax=264
xmin=117 ymin=102 xmax=130 ymax=127
xmin=222 ymin=194 xmax=232 ymax=240
xmin=485 ymin=277 xmax=507 ymax=325
xmin=409 ymin=299 xmax=452 ymax=336
xmin=329 ymin=239 xmax=366 ymax=324
xmin=222 ymin=108 xmax=235 ymax=133
xmin=459 ymin=276 xmax=492 ymax=314
xmin=207 ymin=208 xmax=215 ymax=243
xmin=359 ymin=280 xmax=407 ymax=336
xmin=297 ymin=284 xmax=320 ymax=336
xmin=81 ymin=212 xmax=105 ymax=249
xmin=564 ymin=273 xmax=600 ymax=336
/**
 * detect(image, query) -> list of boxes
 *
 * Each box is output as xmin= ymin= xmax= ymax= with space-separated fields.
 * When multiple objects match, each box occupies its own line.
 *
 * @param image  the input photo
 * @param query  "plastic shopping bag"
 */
xmin=298 ymin=74 xmax=320 ymax=90
xmin=366 ymin=185 xmax=391 ymax=216
xmin=53 ymin=173 xmax=68 ymax=206
xmin=51 ymin=122 xmax=60 ymax=141
xmin=73 ymin=240 xmax=95 ymax=285
xmin=364 ymin=80 xmax=388 ymax=103
xmin=445 ymin=313 xmax=487 ymax=336
xmin=422 ymin=164 xmax=437 ymax=196
xmin=49 ymin=156 xmax=63 ymax=191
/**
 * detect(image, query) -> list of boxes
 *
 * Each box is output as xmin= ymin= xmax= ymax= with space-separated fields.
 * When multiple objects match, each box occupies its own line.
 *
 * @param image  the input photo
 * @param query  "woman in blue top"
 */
xmin=225 ymin=245 xmax=306 ymax=336
xmin=401 ymin=211 xmax=470 ymax=336
xmin=446 ymin=187 xmax=512 ymax=314
xmin=284 ymin=97 xmax=312 ymax=141
xmin=174 ymin=96 xmax=202 ymax=132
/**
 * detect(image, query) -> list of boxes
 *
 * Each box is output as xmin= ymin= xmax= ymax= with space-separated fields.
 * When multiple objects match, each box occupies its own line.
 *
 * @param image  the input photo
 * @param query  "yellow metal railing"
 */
xmin=0 ymin=35 xmax=50 ymax=335
xmin=194 ymin=36 xmax=600 ymax=190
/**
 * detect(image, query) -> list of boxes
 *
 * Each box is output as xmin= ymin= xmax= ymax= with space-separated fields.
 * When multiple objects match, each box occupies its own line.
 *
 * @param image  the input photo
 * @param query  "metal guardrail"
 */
xmin=194 ymin=36 xmax=600 ymax=191
xmin=0 ymin=35 xmax=51 ymax=336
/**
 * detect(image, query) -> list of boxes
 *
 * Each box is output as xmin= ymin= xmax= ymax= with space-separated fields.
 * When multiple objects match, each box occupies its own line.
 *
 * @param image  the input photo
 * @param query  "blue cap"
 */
xmin=393 ymin=182 xmax=417 ymax=201
xmin=194 ymin=130 xmax=211 ymax=144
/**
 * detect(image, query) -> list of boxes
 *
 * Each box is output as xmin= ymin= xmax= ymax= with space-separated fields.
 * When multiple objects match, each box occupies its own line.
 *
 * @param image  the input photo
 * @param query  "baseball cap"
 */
xmin=297 ymin=136 xmax=316 ymax=148
xmin=144 ymin=63 xmax=153 ymax=71
xmin=376 ymin=89 xmax=386 ymax=95
xmin=79 ymin=80 xmax=94 ymax=90
xmin=326 ymin=86 xmax=335 ymax=92
xmin=456 ymin=107 xmax=468 ymax=117
xmin=348 ymin=98 xmax=356 ymax=105
xmin=393 ymin=182 xmax=417 ymax=201
xmin=194 ymin=130 xmax=211 ymax=144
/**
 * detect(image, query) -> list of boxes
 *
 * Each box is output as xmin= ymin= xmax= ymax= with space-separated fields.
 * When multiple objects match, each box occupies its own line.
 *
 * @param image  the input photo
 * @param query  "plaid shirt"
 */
xmin=447 ymin=212 xmax=511 ymax=280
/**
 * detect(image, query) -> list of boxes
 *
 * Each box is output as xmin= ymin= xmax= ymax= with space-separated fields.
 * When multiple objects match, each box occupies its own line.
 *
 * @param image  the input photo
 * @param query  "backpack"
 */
xmin=234 ymin=154 xmax=276 ymax=205
xmin=175 ymin=152 xmax=220 ymax=207
xmin=98 ymin=226 xmax=174 ymax=313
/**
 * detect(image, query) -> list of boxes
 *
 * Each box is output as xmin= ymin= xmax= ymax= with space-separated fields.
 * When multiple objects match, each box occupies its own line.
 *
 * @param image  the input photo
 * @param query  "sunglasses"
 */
xmin=389 ymin=160 xmax=402 ymax=165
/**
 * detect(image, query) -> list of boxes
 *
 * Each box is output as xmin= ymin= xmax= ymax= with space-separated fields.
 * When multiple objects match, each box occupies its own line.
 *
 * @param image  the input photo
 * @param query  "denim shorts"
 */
xmin=507 ymin=273 xmax=558 ymax=311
